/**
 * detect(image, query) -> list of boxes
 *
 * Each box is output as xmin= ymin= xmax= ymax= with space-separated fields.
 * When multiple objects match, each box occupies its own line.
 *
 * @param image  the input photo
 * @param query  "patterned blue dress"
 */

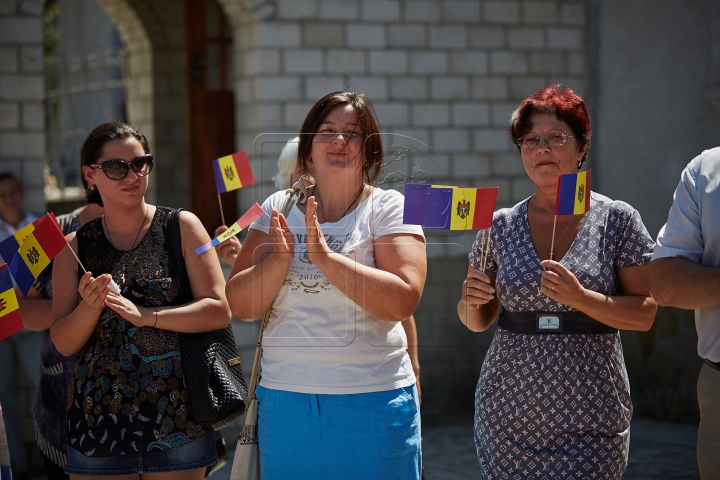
xmin=469 ymin=192 xmax=654 ymax=479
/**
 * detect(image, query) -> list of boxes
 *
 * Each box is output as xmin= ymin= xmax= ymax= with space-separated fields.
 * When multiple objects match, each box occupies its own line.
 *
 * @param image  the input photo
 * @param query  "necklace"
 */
xmin=315 ymin=183 xmax=366 ymax=222
xmin=103 ymin=205 xmax=149 ymax=250
xmin=529 ymin=197 xmax=573 ymax=250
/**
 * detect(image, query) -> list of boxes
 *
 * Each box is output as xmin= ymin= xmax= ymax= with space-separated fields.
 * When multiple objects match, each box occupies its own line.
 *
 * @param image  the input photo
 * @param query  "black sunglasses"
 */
xmin=89 ymin=154 xmax=154 ymax=180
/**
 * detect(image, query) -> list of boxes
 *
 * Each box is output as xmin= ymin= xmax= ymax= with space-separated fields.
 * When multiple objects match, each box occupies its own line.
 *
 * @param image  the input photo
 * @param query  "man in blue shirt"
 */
xmin=650 ymin=147 xmax=720 ymax=479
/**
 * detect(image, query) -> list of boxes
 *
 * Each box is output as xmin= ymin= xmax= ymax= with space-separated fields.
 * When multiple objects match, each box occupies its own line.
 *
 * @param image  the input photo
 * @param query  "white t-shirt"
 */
xmin=250 ymin=187 xmax=424 ymax=394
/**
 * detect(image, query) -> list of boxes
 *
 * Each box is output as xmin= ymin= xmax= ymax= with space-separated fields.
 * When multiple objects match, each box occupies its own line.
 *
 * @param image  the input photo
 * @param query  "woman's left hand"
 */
xmin=539 ymin=260 xmax=586 ymax=308
xmin=104 ymin=293 xmax=155 ymax=327
xmin=304 ymin=196 xmax=333 ymax=265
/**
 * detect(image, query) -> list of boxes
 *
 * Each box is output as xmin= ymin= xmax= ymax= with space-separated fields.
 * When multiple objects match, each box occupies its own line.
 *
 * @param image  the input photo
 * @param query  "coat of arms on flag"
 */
xmin=457 ymin=199 xmax=470 ymax=219
xmin=26 ymin=247 xmax=40 ymax=265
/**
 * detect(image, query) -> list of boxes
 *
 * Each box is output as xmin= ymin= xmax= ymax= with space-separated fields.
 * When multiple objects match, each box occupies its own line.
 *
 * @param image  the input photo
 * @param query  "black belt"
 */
xmin=707 ymin=359 xmax=720 ymax=370
xmin=498 ymin=310 xmax=619 ymax=334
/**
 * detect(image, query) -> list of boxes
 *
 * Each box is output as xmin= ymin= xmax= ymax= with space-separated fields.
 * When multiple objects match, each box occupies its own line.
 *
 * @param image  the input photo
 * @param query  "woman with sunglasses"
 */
xmin=226 ymin=91 xmax=426 ymax=479
xmin=50 ymin=122 xmax=231 ymax=479
xmin=459 ymin=85 xmax=656 ymax=478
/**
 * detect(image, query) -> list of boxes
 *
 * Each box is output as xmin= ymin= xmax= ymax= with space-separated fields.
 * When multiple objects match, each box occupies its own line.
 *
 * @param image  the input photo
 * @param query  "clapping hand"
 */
xmin=304 ymin=196 xmax=332 ymax=265
xmin=269 ymin=208 xmax=295 ymax=261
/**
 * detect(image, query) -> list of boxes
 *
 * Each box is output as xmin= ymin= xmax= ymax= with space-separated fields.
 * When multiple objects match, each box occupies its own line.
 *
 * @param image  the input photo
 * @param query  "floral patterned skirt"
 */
xmin=474 ymin=327 xmax=632 ymax=479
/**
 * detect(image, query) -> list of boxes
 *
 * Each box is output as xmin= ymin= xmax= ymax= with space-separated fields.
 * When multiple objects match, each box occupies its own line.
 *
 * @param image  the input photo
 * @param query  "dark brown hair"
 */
xmin=80 ymin=122 xmax=150 ymax=205
xmin=297 ymin=91 xmax=383 ymax=184
xmin=510 ymin=84 xmax=592 ymax=165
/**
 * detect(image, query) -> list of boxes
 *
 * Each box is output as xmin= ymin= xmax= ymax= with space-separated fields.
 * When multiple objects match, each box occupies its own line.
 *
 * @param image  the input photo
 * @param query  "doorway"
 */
xmin=185 ymin=0 xmax=236 ymax=231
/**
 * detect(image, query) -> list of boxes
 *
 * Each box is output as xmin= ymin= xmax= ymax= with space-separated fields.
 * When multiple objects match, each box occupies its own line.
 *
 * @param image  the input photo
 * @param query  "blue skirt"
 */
xmin=257 ymin=384 xmax=421 ymax=480
xmin=65 ymin=428 xmax=217 ymax=476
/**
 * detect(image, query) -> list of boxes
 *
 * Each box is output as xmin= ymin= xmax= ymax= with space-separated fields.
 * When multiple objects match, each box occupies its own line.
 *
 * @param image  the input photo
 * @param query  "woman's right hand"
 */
xmin=462 ymin=268 xmax=495 ymax=308
xmin=269 ymin=208 xmax=295 ymax=261
xmin=78 ymin=271 xmax=111 ymax=310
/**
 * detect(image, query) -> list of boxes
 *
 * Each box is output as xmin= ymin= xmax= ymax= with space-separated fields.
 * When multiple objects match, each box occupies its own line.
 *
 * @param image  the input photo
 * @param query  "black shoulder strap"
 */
xmin=168 ymin=208 xmax=193 ymax=304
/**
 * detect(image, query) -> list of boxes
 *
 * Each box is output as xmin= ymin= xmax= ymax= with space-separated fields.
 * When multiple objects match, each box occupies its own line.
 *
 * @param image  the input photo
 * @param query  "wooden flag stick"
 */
xmin=549 ymin=215 xmax=558 ymax=261
xmin=481 ymin=228 xmax=490 ymax=272
xmin=217 ymin=193 xmax=226 ymax=226
xmin=65 ymin=243 xmax=87 ymax=273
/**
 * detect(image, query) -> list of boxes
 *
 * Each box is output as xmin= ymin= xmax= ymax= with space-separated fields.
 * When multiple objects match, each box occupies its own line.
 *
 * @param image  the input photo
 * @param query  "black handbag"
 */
xmin=168 ymin=208 xmax=248 ymax=430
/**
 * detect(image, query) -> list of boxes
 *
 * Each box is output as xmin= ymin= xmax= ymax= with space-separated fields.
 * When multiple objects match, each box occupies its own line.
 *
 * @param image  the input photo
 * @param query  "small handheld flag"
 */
xmin=195 ymin=203 xmax=264 ymax=254
xmin=403 ymin=184 xmax=498 ymax=231
xmin=555 ymin=169 xmax=591 ymax=216
xmin=8 ymin=214 xmax=67 ymax=296
xmin=0 ymin=264 xmax=23 ymax=341
xmin=547 ymin=169 xmax=591 ymax=260
xmin=0 ymin=214 xmax=56 ymax=264
xmin=213 ymin=151 xmax=256 ymax=194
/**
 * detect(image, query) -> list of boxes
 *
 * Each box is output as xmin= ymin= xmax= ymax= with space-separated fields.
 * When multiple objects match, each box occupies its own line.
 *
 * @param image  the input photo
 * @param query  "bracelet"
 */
xmin=153 ymin=306 xmax=158 ymax=328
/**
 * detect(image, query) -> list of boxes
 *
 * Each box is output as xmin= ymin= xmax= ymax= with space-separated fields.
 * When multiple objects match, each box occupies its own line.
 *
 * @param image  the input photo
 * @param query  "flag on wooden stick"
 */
xmin=8 ymin=214 xmax=67 ymax=296
xmin=555 ymin=169 xmax=591 ymax=216
xmin=403 ymin=184 xmax=498 ymax=230
xmin=0 ymin=213 xmax=56 ymax=263
xmin=213 ymin=151 xmax=256 ymax=194
xmin=195 ymin=203 xmax=264 ymax=254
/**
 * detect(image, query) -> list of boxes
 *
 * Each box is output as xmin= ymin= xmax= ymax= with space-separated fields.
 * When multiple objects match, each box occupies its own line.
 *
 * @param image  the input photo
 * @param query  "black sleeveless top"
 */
xmin=66 ymin=206 xmax=206 ymax=457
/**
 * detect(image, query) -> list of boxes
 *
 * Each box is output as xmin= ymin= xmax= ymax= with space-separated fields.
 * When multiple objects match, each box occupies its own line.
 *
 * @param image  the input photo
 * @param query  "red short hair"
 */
xmin=509 ymin=84 xmax=591 ymax=165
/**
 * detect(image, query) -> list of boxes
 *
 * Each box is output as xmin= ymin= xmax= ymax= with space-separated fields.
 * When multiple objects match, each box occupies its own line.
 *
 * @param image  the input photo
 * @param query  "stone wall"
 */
xmin=0 ymin=0 xmax=45 ymax=215
xmin=234 ymin=0 xmax=589 ymax=213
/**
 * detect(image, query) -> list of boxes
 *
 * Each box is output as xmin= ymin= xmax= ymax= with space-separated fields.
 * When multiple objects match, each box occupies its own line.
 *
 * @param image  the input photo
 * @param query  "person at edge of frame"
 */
xmin=649 ymin=146 xmax=720 ymax=479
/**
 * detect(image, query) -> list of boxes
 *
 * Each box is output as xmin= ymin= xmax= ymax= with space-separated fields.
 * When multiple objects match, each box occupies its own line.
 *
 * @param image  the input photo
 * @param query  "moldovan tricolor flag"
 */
xmin=9 ymin=214 xmax=67 ymax=296
xmin=213 ymin=151 xmax=256 ymax=194
xmin=555 ymin=169 xmax=591 ymax=216
xmin=0 ymin=213 xmax=55 ymax=264
xmin=195 ymin=203 xmax=264 ymax=254
xmin=403 ymin=184 xmax=498 ymax=230
xmin=0 ymin=264 xmax=23 ymax=341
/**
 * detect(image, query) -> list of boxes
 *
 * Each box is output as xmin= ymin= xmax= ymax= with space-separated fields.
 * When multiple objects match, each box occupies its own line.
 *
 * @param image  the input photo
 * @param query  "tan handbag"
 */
xmin=230 ymin=175 xmax=315 ymax=480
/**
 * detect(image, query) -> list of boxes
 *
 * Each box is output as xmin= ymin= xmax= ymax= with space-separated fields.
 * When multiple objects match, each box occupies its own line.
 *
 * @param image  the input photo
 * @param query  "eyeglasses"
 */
xmin=89 ymin=154 xmax=154 ymax=180
xmin=314 ymin=130 xmax=362 ymax=143
xmin=516 ymin=133 xmax=575 ymax=149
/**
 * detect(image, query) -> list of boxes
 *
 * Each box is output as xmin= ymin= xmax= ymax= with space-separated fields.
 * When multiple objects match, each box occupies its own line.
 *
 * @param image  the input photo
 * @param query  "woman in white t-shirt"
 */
xmin=227 ymin=91 xmax=427 ymax=479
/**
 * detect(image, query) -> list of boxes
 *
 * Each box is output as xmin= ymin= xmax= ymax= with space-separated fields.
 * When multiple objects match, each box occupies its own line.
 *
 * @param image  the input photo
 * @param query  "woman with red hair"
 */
xmin=458 ymin=84 xmax=657 ymax=478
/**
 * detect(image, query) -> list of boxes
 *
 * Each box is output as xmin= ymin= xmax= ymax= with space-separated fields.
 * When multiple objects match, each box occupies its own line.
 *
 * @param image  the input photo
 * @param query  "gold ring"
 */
xmin=551 ymin=285 xmax=555 ymax=292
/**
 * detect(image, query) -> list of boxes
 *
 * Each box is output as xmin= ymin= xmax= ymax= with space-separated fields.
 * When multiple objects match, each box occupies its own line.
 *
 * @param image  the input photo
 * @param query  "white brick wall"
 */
xmin=404 ymin=0 xmax=440 ymax=22
xmin=0 ymin=0 xmax=45 ymax=215
xmin=223 ymin=0 xmax=588 ymax=214
xmin=443 ymin=1 xmax=481 ymax=22
xmin=362 ymin=0 xmax=401 ymax=22
xmin=0 ymin=47 xmax=17 ymax=72
xmin=347 ymin=24 xmax=387 ymax=48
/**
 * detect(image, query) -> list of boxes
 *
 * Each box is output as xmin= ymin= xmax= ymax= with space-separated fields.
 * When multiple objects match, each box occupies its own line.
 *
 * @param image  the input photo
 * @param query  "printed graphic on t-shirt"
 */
xmin=285 ymin=231 xmax=360 ymax=294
